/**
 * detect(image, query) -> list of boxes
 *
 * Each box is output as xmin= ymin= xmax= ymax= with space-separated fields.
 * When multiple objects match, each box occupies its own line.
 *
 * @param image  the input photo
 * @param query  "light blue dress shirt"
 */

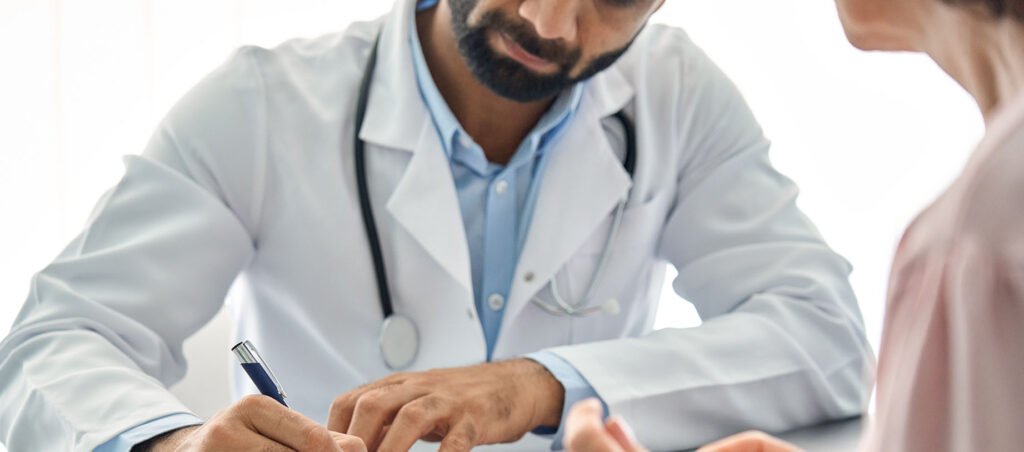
xmin=410 ymin=2 xmax=605 ymax=447
xmin=95 ymin=413 xmax=202 ymax=452
xmin=98 ymin=2 xmax=604 ymax=449
xmin=412 ymin=0 xmax=582 ymax=358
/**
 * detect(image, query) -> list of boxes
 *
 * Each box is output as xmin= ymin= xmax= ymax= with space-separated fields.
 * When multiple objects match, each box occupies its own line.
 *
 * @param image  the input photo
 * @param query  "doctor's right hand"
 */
xmin=135 ymin=395 xmax=367 ymax=452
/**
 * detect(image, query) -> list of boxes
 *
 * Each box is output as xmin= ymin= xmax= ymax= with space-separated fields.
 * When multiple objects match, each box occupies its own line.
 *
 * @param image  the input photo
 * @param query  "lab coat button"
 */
xmin=467 ymin=308 xmax=475 ymax=320
xmin=487 ymin=294 xmax=505 ymax=311
xmin=494 ymin=180 xmax=509 ymax=196
xmin=524 ymin=272 xmax=535 ymax=282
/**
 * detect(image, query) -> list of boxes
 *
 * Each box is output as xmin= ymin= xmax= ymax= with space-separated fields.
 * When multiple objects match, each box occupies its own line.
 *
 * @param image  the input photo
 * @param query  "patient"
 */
xmin=564 ymin=0 xmax=1024 ymax=450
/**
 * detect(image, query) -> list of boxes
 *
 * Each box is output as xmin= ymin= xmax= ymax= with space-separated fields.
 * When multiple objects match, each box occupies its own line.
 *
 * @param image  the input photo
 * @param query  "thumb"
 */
xmin=605 ymin=416 xmax=646 ymax=452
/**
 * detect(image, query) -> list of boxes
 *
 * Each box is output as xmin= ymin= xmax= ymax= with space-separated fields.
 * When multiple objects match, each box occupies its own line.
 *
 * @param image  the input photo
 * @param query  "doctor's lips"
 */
xmin=498 ymin=32 xmax=558 ymax=72
xmin=483 ymin=13 xmax=578 ymax=73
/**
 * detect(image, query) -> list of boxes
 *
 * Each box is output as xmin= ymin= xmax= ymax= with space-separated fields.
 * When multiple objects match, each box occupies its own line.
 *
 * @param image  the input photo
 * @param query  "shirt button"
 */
xmin=487 ymin=293 xmax=506 ymax=311
xmin=494 ymin=180 xmax=509 ymax=196
xmin=458 ymin=134 xmax=473 ymax=149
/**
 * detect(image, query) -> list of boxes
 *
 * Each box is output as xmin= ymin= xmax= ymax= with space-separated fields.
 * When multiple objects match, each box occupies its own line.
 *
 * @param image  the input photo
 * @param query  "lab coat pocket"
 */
xmin=561 ymin=193 xmax=672 ymax=342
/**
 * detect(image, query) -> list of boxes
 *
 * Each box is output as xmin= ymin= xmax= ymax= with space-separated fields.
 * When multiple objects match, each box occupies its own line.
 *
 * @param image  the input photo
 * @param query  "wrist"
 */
xmin=514 ymin=358 xmax=565 ymax=428
xmin=132 ymin=425 xmax=200 ymax=452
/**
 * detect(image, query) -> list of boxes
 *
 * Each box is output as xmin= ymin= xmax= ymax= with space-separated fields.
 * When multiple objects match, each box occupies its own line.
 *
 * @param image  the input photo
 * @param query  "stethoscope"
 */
xmin=354 ymin=33 xmax=637 ymax=370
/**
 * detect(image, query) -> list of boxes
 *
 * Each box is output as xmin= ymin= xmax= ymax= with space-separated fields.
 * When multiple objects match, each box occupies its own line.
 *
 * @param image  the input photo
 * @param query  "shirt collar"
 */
xmin=408 ymin=0 xmax=584 ymax=162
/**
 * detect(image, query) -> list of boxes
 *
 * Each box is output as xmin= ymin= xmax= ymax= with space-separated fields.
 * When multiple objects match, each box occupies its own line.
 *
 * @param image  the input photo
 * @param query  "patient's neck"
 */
xmin=923 ymin=8 xmax=1024 ymax=124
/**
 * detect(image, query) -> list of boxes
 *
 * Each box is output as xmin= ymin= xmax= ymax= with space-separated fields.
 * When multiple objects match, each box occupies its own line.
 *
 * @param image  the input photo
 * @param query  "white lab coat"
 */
xmin=0 ymin=0 xmax=871 ymax=450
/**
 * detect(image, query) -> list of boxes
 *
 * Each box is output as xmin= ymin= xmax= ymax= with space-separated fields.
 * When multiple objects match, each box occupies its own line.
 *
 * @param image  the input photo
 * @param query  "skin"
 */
xmin=836 ymin=0 xmax=1024 ymax=121
xmin=567 ymin=0 xmax=1024 ymax=450
xmin=139 ymin=395 xmax=366 ymax=452
xmin=564 ymin=399 xmax=647 ymax=452
xmin=327 ymin=360 xmax=564 ymax=451
xmin=695 ymin=431 xmax=801 ymax=452
xmin=563 ymin=398 xmax=800 ymax=452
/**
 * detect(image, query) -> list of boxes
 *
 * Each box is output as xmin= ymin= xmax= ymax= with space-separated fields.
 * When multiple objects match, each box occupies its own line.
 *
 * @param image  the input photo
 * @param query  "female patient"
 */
xmin=565 ymin=0 xmax=1024 ymax=450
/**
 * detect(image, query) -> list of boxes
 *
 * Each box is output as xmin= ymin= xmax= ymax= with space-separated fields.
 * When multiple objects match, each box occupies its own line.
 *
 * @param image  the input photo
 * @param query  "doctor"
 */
xmin=0 ymin=0 xmax=870 ymax=451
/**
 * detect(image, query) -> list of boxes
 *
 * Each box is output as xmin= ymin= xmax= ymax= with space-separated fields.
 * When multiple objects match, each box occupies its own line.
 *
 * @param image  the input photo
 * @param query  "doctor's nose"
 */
xmin=518 ymin=0 xmax=580 ymax=42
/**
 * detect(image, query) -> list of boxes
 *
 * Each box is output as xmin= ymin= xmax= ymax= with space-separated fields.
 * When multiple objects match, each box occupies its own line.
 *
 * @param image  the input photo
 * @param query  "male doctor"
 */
xmin=0 ymin=0 xmax=870 ymax=450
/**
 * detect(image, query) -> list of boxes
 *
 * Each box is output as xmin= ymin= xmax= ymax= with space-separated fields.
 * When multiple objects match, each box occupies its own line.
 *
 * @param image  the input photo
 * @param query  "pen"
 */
xmin=232 ymin=340 xmax=288 ymax=407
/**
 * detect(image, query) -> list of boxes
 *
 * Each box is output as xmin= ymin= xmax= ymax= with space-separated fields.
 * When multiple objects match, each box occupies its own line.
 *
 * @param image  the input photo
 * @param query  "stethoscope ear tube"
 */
xmin=528 ymin=111 xmax=637 ymax=317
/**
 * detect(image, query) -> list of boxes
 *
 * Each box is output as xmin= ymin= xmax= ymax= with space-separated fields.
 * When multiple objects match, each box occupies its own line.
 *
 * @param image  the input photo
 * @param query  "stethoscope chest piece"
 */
xmin=379 ymin=314 xmax=419 ymax=370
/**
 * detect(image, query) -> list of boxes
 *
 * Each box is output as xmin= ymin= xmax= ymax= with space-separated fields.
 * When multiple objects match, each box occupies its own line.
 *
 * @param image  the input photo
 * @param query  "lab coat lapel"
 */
xmin=499 ymin=68 xmax=636 ymax=341
xmin=358 ymin=0 xmax=473 ymax=295
xmin=358 ymin=0 xmax=424 ymax=152
xmin=385 ymin=122 xmax=473 ymax=295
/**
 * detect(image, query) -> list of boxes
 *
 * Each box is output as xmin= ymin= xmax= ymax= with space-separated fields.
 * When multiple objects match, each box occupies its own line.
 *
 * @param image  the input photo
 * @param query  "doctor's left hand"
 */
xmin=327 ymin=358 xmax=564 ymax=451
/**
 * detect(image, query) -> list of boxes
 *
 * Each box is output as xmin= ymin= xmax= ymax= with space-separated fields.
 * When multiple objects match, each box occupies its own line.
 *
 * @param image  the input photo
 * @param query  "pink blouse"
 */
xmin=864 ymin=93 xmax=1024 ymax=451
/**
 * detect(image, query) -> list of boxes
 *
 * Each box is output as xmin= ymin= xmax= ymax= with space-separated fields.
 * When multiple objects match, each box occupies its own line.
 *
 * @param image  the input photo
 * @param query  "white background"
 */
xmin=0 ymin=0 xmax=982 ymax=445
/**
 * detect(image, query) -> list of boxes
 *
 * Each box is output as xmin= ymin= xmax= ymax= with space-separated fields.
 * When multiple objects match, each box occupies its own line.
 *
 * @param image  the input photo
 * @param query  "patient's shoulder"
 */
xmin=955 ymin=99 xmax=1024 ymax=255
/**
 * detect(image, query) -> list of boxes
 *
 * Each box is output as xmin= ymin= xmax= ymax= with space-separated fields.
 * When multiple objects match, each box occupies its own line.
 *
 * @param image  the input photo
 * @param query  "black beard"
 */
xmin=448 ymin=0 xmax=634 ymax=103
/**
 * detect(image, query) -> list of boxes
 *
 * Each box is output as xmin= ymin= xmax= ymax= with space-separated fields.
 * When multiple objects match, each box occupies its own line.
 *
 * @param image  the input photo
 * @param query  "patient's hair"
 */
xmin=942 ymin=0 xmax=1024 ymax=20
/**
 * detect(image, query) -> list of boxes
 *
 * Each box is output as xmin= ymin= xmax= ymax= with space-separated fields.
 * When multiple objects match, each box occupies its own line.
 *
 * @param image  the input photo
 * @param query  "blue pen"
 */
xmin=232 ymin=340 xmax=288 ymax=407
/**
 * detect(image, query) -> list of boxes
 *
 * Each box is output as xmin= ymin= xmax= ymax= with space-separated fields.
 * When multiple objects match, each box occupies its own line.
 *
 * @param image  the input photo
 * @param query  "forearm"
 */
xmin=131 ymin=425 xmax=201 ymax=452
xmin=0 ymin=329 xmax=196 ymax=451
xmin=548 ymin=303 xmax=871 ymax=450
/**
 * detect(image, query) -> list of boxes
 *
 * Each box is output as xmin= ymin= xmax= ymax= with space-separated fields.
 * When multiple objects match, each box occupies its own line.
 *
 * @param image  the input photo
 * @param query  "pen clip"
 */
xmin=232 ymin=340 xmax=288 ymax=399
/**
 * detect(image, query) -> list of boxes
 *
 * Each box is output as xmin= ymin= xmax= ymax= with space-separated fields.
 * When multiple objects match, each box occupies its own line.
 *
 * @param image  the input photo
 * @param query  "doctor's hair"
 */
xmin=941 ymin=0 xmax=1024 ymax=20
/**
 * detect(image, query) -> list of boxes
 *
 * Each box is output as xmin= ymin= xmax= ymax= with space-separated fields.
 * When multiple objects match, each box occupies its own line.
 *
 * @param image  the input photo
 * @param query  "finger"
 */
xmin=233 ymin=428 xmax=297 ymax=452
xmin=437 ymin=420 xmax=480 ymax=452
xmin=564 ymin=398 xmax=624 ymax=452
xmin=697 ymin=431 xmax=802 ymax=452
xmin=236 ymin=395 xmax=339 ymax=451
xmin=329 ymin=389 xmax=367 ymax=434
xmin=376 ymin=396 xmax=451 ymax=452
xmin=605 ymin=416 xmax=645 ymax=452
xmin=346 ymin=385 xmax=429 ymax=450
xmin=327 ymin=375 xmax=411 ymax=433
xmin=205 ymin=418 xmax=298 ymax=452
xmin=330 ymin=431 xmax=368 ymax=452
xmin=697 ymin=432 xmax=757 ymax=452
xmin=565 ymin=398 xmax=603 ymax=433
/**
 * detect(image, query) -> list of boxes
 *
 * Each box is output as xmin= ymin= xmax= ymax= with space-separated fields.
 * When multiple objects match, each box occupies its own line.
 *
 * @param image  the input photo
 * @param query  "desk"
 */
xmin=776 ymin=417 xmax=864 ymax=452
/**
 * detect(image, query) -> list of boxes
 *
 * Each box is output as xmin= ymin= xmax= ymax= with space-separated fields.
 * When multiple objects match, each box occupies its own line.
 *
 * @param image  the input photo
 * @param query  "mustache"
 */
xmin=476 ymin=10 xmax=581 ymax=68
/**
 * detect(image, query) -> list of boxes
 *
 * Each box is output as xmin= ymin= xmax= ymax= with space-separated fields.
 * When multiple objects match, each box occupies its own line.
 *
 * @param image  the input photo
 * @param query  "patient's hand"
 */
xmin=697 ymin=431 xmax=801 ymax=452
xmin=565 ymin=398 xmax=802 ymax=452
xmin=565 ymin=398 xmax=646 ymax=452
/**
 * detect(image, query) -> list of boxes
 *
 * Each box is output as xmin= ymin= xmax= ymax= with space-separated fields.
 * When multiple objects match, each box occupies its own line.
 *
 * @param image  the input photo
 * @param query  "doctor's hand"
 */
xmin=327 ymin=359 xmax=564 ymax=452
xmin=137 ymin=395 xmax=366 ymax=452
xmin=565 ymin=398 xmax=647 ymax=452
